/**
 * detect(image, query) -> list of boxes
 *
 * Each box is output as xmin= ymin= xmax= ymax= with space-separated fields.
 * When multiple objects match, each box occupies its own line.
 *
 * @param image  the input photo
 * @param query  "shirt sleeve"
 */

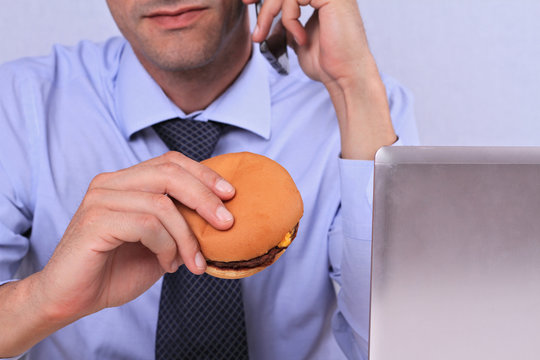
xmin=329 ymin=75 xmax=419 ymax=359
xmin=0 ymin=62 xmax=36 ymax=282
xmin=0 ymin=159 xmax=32 ymax=280
xmin=0 ymin=63 xmax=36 ymax=360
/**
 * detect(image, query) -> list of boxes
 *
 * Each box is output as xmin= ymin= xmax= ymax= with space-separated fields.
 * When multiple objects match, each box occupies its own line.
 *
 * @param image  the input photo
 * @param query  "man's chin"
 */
xmin=140 ymin=25 xmax=221 ymax=68
xmin=149 ymin=50 xmax=217 ymax=73
xmin=135 ymin=34 xmax=220 ymax=73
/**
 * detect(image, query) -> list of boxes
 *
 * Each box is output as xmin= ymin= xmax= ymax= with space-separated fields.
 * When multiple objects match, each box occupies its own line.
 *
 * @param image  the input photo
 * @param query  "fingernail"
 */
xmin=216 ymin=206 xmax=233 ymax=222
xmin=253 ymin=24 xmax=260 ymax=38
xmin=195 ymin=251 xmax=206 ymax=270
xmin=216 ymin=179 xmax=234 ymax=194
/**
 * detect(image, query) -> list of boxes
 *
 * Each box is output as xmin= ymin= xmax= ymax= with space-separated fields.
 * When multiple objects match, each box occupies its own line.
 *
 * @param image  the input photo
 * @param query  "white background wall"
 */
xmin=0 ymin=1 xmax=120 ymax=61
xmin=359 ymin=0 xmax=540 ymax=145
xmin=1 ymin=1 xmax=539 ymax=147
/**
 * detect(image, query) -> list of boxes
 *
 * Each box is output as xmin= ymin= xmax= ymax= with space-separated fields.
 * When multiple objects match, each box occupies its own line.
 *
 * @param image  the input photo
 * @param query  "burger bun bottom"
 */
xmin=206 ymin=249 xmax=286 ymax=279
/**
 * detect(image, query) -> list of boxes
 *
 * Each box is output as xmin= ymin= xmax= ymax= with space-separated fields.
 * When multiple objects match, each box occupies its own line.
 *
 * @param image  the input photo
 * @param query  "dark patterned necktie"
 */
xmin=153 ymin=118 xmax=249 ymax=360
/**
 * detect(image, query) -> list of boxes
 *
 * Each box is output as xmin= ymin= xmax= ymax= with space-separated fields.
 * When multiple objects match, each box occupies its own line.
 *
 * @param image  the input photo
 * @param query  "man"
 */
xmin=0 ymin=0 xmax=418 ymax=358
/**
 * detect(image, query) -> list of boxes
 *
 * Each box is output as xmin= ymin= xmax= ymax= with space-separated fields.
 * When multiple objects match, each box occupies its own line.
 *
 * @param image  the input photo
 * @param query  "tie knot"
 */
xmin=153 ymin=117 xmax=224 ymax=162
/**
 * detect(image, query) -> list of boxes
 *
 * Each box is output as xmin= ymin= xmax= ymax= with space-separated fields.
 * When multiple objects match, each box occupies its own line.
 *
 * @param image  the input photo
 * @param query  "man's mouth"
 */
xmin=145 ymin=5 xmax=208 ymax=30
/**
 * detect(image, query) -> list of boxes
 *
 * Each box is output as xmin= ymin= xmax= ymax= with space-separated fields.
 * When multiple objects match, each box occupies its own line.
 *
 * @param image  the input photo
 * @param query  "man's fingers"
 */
xmin=88 ymin=209 xmax=180 ymax=273
xmin=108 ymin=151 xmax=235 ymax=200
xmin=83 ymin=151 xmax=228 ymax=275
xmin=253 ymin=0 xmax=308 ymax=46
xmin=159 ymin=151 xmax=235 ymax=200
xmin=149 ymin=162 xmax=235 ymax=230
xmin=84 ymin=188 xmax=207 ymax=274
xmin=282 ymin=0 xmax=307 ymax=46
xmin=89 ymin=160 xmax=234 ymax=230
xmin=253 ymin=0 xmax=283 ymax=42
xmin=165 ymin=208 xmax=207 ymax=276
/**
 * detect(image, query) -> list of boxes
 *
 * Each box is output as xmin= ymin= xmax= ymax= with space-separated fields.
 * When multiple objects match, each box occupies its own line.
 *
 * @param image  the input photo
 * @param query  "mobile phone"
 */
xmin=255 ymin=1 xmax=289 ymax=75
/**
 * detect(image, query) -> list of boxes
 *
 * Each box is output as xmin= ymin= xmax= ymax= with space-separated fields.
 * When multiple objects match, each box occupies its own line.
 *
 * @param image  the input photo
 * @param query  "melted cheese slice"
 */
xmin=278 ymin=232 xmax=292 ymax=248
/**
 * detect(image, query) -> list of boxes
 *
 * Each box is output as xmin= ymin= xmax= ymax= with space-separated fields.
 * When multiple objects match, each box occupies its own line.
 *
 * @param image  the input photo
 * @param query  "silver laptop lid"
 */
xmin=370 ymin=146 xmax=540 ymax=360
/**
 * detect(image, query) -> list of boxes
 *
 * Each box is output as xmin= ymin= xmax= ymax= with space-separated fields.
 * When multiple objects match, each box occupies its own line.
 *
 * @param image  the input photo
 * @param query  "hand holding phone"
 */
xmin=255 ymin=1 xmax=289 ymax=75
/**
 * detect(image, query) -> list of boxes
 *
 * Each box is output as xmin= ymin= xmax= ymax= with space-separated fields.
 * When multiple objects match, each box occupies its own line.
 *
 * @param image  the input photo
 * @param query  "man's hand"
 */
xmin=0 ymin=151 xmax=235 ymax=356
xmin=252 ymin=0 xmax=369 ymax=87
xmin=246 ymin=0 xmax=398 ymax=159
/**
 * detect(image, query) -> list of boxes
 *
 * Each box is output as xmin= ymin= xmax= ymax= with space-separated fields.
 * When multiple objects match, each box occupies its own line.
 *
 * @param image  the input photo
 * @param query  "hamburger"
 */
xmin=178 ymin=152 xmax=303 ymax=279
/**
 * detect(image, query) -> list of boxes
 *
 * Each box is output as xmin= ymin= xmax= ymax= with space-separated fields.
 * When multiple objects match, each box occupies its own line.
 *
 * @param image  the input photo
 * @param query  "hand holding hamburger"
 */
xmin=178 ymin=152 xmax=303 ymax=279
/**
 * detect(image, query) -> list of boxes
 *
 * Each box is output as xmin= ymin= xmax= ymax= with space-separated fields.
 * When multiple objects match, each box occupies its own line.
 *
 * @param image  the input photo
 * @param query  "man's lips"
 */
xmin=145 ymin=6 xmax=208 ymax=29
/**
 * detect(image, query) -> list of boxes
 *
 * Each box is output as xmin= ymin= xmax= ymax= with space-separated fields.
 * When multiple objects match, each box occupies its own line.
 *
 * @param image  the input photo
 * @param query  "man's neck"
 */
xmin=134 ymin=22 xmax=252 ymax=115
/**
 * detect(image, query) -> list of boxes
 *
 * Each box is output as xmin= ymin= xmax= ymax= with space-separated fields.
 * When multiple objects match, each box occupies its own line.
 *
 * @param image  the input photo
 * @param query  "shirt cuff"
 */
xmin=0 ymin=279 xmax=18 ymax=286
xmin=338 ymin=158 xmax=374 ymax=241
xmin=1 ymin=355 xmax=26 ymax=360
xmin=392 ymin=136 xmax=404 ymax=147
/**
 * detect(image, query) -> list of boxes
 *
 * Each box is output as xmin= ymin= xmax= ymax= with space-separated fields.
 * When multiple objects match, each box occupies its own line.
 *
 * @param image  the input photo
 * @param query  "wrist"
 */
xmin=0 ymin=273 xmax=68 ymax=357
xmin=33 ymin=267 xmax=91 ymax=326
xmin=323 ymin=53 xmax=381 ymax=95
xmin=323 ymin=56 xmax=386 ymax=115
xmin=31 ymin=271 xmax=67 ymax=324
xmin=326 ymin=68 xmax=397 ymax=160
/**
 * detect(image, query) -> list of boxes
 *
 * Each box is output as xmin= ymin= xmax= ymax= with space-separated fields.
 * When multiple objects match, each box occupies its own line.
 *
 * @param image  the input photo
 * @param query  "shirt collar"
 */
xmin=115 ymin=42 xmax=271 ymax=140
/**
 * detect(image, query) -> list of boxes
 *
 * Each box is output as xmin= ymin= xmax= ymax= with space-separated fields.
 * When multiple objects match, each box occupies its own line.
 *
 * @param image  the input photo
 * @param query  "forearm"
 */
xmin=0 ymin=273 xmax=64 ymax=357
xmin=326 ymin=57 xmax=397 ymax=160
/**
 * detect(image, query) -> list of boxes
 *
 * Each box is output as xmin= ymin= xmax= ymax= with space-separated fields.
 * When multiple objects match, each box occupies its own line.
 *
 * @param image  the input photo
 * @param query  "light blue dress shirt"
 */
xmin=0 ymin=37 xmax=418 ymax=360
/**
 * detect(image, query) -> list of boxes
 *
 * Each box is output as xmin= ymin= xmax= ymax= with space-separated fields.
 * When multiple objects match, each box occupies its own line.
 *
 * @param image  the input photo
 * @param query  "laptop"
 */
xmin=369 ymin=146 xmax=540 ymax=360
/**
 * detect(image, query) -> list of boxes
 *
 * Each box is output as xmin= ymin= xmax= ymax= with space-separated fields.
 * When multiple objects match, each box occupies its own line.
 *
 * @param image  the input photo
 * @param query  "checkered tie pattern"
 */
xmin=153 ymin=118 xmax=249 ymax=360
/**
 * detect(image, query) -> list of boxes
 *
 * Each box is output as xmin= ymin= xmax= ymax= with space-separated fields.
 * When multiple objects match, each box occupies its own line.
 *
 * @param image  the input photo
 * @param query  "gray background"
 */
xmin=2 ymin=0 xmax=539 ymax=146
